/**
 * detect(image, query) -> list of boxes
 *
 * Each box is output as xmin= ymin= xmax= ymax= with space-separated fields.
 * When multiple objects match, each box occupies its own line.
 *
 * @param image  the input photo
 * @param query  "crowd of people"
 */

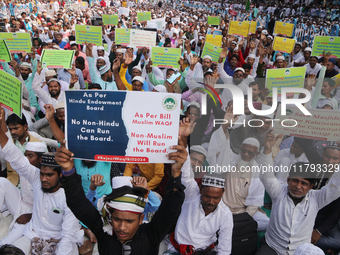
xmin=0 ymin=0 xmax=340 ymax=254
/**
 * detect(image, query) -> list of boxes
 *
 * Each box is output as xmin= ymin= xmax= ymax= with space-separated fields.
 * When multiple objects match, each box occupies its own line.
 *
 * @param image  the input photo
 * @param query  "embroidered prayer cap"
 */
xmin=97 ymin=46 xmax=105 ymax=51
xmin=202 ymin=55 xmax=212 ymax=61
xmin=99 ymin=65 xmax=110 ymax=75
xmin=25 ymin=142 xmax=47 ymax=153
xmin=187 ymin=101 xmax=201 ymax=110
xmin=132 ymin=65 xmax=142 ymax=72
xmin=304 ymin=47 xmax=312 ymax=52
xmin=104 ymin=194 xmax=147 ymax=214
xmin=190 ymin=145 xmax=207 ymax=158
xmin=202 ymin=174 xmax=225 ymax=189
xmin=45 ymin=69 xmax=57 ymax=77
xmin=248 ymin=54 xmax=256 ymax=59
xmin=242 ymin=138 xmax=260 ymax=151
xmin=324 ymin=141 xmax=340 ymax=151
xmin=234 ymin=67 xmax=245 ymax=73
xmin=20 ymin=62 xmax=32 ymax=69
xmin=41 ymin=152 xmax=59 ymax=167
xmin=116 ymin=48 xmax=126 ymax=53
xmin=276 ymin=56 xmax=285 ymax=61
xmin=47 ymin=78 xmax=60 ymax=85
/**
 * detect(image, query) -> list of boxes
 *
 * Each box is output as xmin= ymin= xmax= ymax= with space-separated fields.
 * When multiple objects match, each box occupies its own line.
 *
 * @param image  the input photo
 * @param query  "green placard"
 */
xmin=151 ymin=47 xmax=181 ymax=69
xmin=115 ymin=28 xmax=130 ymax=45
xmin=207 ymin=16 xmax=220 ymax=25
xmin=40 ymin=49 xmax=75 ymax=69
xmin=0 ymin=69 xmax=22 ymax=117
xmin=312 ymin=36 xmax=340 ymax=58
xmin=266 ymin=67 xmax=306 ymax=96
xmin=0 ymin=40 xmax=11 ymax=62
xmin=103 ymin=14 xmax=119 ymax=26
xmin=0 ymin=33 xmax=32 ymax=53
xmin=137 ymin=12 xmax=151 ymax=22
xmin=75 ymin=25 xmax=102 ymax=46
xmin=201 ymin=42 xmax=222 ymax=63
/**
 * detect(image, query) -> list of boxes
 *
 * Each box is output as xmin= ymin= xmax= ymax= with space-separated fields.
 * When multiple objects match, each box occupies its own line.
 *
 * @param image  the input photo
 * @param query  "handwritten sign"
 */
xmin=65 ymin=90 xmax=180 ymax=163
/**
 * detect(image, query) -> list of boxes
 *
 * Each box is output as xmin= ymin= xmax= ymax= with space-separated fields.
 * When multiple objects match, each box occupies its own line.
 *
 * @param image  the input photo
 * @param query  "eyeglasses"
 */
xmin=122 ymin=244 xmax=131 ymax=255
xmin=241 ymin=149 xmax=256 ymax=157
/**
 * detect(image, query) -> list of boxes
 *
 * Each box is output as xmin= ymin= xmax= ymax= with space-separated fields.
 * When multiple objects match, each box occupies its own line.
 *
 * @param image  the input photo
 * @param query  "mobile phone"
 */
xmin=167 ymin=72 xmax=181 ymax=84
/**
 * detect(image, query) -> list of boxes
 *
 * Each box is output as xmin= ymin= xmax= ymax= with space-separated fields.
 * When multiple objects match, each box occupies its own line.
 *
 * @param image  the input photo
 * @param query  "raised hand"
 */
xmin=55 ymin=140 xmax=74 ymax=171
xmin=44 ymin=104 xmax=55 ymax=121
xmin=220 ymin=47 xmax=228 ymax=59
xmin=131 ymin=176 xmax=149 ymax=190
xmin=178 ymin=116 xmax=196 ymax=138
xmin=190 ymin=54 xmax=199 ymax=66
xmin=167 ymin=136 xmax=188 ymax=177
xmin=222 ymin=106 xmax=239 ymax=130
xmin=124 ymin=52 xmax=133 ymax=66
xmin=263 ymin=129 xmax=283 ymax=154
xmin=90 ymin=174 xmax=105 ymax=190
xmin=111 ymin=58 xmax=121 ymax=72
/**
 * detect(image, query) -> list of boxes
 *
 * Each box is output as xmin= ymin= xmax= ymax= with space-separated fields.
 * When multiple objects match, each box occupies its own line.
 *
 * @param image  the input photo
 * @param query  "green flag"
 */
xmin=245 ymin=0 xmax=250 ymax=11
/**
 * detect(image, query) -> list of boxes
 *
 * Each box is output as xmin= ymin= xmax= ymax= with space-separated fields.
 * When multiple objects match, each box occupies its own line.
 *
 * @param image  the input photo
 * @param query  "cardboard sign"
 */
xmin=40 ymin=49 xmax=75 ymax=69
xmin=0 ymin=69 xmax=22 ymax=116
xmin=273 ymin=106 xmax=340 ymax=141
xmin=75 ymin=25 xmax=102 ymax=46
xmin=129 ymin=29 xmax=156 ymax=48
xmin=207 ymin=16 xmax=220 ymax=25
xmin=0 ymin=33 xmax=31 ymax=53
xmin=228 ymin=21 xmax=250 ymax=37
xmin=137 ymin=12 xmax=151 ymax=22
xmin=312 ymin=36 xmax=340 ymax=58
xmin=266 ymin=67 xmax=306 ymax=96
xmin=205 ymin=34 xmax=222 ymax=47
xmin=274 ymin=21 xmax=294 ymax=37
xmin=65 ymin=90 xmax=181 ymax=163
xmin=201 ymin=42 xmax=222 ymax=63
xmin=151 ymin=47 xmax=181 ymax=68
xmin=103 ymin=14 xmax=119 ymax=26
xmin=273 ymin=36 xmax=296 ymax=53
xmin=118 ymin=7 xmax=130 ymax=16
xmin=115 ymin=28 xmax=130 ymax=45
xmin=0 ymin=39 xmax=11 ymax=62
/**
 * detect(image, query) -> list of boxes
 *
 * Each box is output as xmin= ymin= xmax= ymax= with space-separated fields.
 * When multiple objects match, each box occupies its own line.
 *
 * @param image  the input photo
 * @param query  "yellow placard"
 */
xmin=249 ymin=21 xmax=257 ymax=34
xmin=205 ymin=34 xmax=222 ymax=47
xmin=272 ymin=36 xmax=295 ymax=53
xmin=228 ymin=21 xmax=250 ymax=37
xmin=274 ymin=21 xmax=294 ymax=37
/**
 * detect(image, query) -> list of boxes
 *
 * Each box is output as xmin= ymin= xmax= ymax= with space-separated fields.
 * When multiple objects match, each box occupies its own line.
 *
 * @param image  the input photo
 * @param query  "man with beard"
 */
xmin=185 ymin=54 xmax=213 ymax=90
xmin=0 ymin=47 xmax=39 ymax=110
xmin=207 ymin=110 xmax=269 ymax=231
xmin=32 ymin=65 xmax=66 ymax=110
xmin=256 ymin=131 xmax=340 ymax=255
xmin=305 ymin=56 xmax=322 ymax=76
xmin=85 ymin=42 xmax=126 ymax=90
xmin=0 ymin=107 xmax=83 ymax=254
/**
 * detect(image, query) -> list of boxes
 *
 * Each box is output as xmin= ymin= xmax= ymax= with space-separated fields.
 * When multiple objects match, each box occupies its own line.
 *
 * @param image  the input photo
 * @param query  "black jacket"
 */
xmin=61 ymin=172 xmax=185 ymax=255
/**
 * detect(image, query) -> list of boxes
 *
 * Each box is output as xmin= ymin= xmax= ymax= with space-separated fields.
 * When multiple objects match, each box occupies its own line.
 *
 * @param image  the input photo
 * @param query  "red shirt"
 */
xmin=100 ymin=0 xmax=106 ymax=7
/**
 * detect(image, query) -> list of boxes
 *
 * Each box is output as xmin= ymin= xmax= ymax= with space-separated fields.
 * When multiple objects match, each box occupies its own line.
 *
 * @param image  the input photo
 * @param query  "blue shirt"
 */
xmin=58 ymin=40 xmax=67 ymax=49
xmin=224 ymin=59 xmax=236 ymax=76
xmin=58 ymin=68 xmax=85 ymax=89
xmin=74 ymin=159 xmax=112 ymax=198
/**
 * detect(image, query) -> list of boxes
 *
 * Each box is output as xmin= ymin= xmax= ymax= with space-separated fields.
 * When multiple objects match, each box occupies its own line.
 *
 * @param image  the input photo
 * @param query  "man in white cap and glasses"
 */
xmin=55 ymin=135 xmax=188 ymax=255
xmin=0 ymin=142 xmax=46 ymax=245
xmin=290 ymin=47 xmax=312 ymax=67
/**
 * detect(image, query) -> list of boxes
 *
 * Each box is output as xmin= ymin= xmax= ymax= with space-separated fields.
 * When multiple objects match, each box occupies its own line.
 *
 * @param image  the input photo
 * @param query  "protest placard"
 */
xmin=75 ymin=25 xmax=102 ymax=46
xmin=147 ymin=18 xmax=165 ymax=30
xmin=205 ymin=34 xmax=222 ymax=47
xmin=273 ymin=36 xmax=295 ymax=53
xmin=0 ymin=39 xmax=11 ymax=62
xmin=115 ymin=28 xmax=130 ymax=45
xmin=228 ymin=21 xmax=250 ymax=37
xmin=273 ymin=105 xmax=340 ymax=141
xmin=65 ymin=90 xmax=180 ymax=163
xmin=311 ymin=36 xmax=340 ymax=58
xmin=331 ymin=73 xmax=340 ymax=88
xmin=40 ymin=49 xmax=75 ymax=69
xmin=0 ymin=69 xmax=22 ymax=116
xmin=248 ymin=21 xmax=257 ymax=34
xmin=273 ymin=21 xmax=294 ymax=37
xmin=151 ymin=47 xmax=181 ymax=68
xmin=201 ymin=42 xmax=222 ymax=63
xmin=102 ymin=14 xmax=119 ymax=25
xmin=266 ymin=67 xmax=306 ymax=96
xmin=81 ymin=2 xmax=88 ymax=8
xmin=137 ymin=12 xmax=151 ymax=22
xmin=172 ymin=17 xmax=180 ymax=24
xmin=207 ymin=16 xmax=220 ymax=25
xmin=118 ymin=7 xmax=130 ymax=16
xmin=130 ymin=29 xmax=156 ymax=48
xmin=0 ymin=33 xmax=31 ymax=53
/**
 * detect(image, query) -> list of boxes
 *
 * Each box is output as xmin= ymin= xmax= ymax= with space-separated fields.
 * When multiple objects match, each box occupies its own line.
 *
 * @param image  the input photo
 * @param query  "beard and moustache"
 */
xmin=81 ymin=160 xmax=97 ymax=168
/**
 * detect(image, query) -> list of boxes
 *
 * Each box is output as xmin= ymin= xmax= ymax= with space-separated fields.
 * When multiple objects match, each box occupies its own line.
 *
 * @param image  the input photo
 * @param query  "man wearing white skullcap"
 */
xmin=207 ymin=118 xmax=269 ymax=231
xmin=168 ymin=144 xmax=233 ymax=254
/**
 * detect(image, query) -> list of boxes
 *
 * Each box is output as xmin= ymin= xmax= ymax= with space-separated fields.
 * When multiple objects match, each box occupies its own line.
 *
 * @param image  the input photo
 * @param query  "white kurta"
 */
xmin=0 ymin=140 xmax=83 ymax=255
